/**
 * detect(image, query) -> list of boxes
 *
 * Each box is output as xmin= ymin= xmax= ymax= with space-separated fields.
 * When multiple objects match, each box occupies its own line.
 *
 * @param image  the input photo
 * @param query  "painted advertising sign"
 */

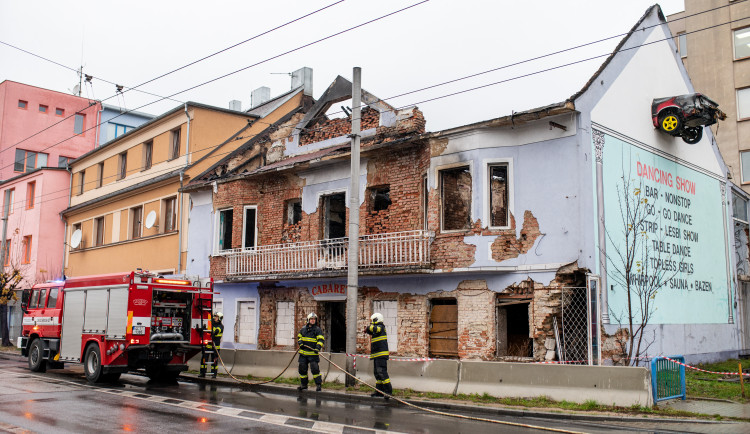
xmin=599 ymin=131 xmax=729 ymax=324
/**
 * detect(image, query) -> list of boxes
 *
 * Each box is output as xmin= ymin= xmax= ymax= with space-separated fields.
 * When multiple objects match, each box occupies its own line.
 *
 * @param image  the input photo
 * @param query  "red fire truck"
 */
xmin=17 ymin=271 xmax=213 ymax=383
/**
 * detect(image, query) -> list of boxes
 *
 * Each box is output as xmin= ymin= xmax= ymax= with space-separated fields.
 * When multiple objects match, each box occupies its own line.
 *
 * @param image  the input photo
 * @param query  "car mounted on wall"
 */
xmin=652 ymin=93 xmax=726 ymax=144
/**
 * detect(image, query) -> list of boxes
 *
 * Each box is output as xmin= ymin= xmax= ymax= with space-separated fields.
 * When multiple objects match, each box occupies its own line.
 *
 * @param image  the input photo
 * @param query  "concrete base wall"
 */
xmin=209 ymin=349 xmax=652 ymax=406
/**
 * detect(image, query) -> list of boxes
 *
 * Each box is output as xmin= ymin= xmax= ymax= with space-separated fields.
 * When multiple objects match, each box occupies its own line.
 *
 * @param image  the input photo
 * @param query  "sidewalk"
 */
xmin=658 ymin=398 xmax=750 ymax=419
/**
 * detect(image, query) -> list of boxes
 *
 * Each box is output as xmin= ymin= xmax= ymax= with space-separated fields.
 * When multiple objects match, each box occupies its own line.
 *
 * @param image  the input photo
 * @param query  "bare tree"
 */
xmin=604 ymin=169 xmax=680 ymax=366
xmin=0 ymin=268 xmax=23 ymax=346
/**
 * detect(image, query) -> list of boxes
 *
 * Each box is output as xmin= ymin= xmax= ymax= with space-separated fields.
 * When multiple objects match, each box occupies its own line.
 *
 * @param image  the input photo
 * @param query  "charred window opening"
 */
xmin=285 ymin=198 xmax=302 ymax=225
xmin=369 ymin=186 xmax=391 ymax=212
xmin=440 ymin=166 xmax=472 ymax=231
xmin=322 ymin=193 xmax=346 ymax=239
xmin=489 ymin=164 xmax=509 ymax=227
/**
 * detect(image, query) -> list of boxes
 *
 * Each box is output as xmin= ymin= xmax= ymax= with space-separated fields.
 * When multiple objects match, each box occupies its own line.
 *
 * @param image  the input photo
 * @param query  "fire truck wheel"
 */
xmin=28 ymin=339 xmax=47 ymax=373
xmin=83 ymin=344 xmax=105 ymax=383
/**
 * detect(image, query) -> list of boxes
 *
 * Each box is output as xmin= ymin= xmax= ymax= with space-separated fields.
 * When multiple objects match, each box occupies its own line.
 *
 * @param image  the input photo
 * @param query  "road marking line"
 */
xmin=215 ymin=407 xmax=243 ymax=416
xmin=259 ymin=414 xmax=289 ymax=424
xmin=312 ymin=421 xmax=344 ymax=433
xmin=0 ymin=421 xmax=34 ymax=434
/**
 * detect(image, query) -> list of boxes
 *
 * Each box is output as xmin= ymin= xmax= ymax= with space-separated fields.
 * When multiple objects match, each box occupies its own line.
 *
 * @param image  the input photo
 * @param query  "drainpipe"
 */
xmin=177 ymin=104 xmax=191 ymax=276
xmin=61 ymin=167 xmax=74 ymax=276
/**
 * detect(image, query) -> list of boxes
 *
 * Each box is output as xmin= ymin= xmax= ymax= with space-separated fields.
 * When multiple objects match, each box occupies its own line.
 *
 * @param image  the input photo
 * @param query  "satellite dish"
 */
xmin=71 ymin=84 xmax=80 ymax=96
xmin=70 ymin=229 xmax=83 ymax=249
xmin=145 ymin=210 xmax=157 ymax=229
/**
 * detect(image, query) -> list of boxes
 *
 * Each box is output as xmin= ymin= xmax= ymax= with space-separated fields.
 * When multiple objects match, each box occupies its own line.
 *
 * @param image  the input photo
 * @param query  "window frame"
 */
xmin=143 ymin=140 xmax=153 ymax=170
xmin=163 ymin=196 xmax=177 ymax=232
xmin=741 ymin=150 xmax=750 ymax=184
xmin=55 ymin=108 xmax=64 ymax=117
xmin=17 ymin=100 xmax=27 ymax=110
xmin=77 ymin=171 xmax=85 ymax=195
xmin=38 ymin=104 xmax=48 ymax=114
xmin=5 ymin=188 xmax=15 ymax=215
xmin=284 ymin=198 xmax=302 ymax=226
xmin=118 ymin=152 xmax=128 ymax=180
xmin=734 ymin=26 xmax=750 ymax=60
xmin=130 ymin=206 xmax=143 ymax=239
xmin=94 ymin=216 xmax=105 ymax=246
xmin=97 ymin=162 xmax=104 ymax=188
xmin=14 ymin=149 xmax=48 ymax=173
xmin=677 ymin=32 xmax=687 ymax=58
xmin=169 ymin=128 xmax=181 ymax=160
xmin=74 ymin=113 xmax=85 ymax=135
xmin=22 ymin=235 xmax=32 ymax=264
xmin=216 ymin=208 xmax=234 ymax=253
xmin=26 ymin=181 xmax=35 ymax=209
xmin=436 ymin=161 xmax=474 ymax=232
xmin=483 ymin=159 xmax=514 ymax=230
xmin=58 ymin=156 xmax=72 ymax=168
xmin=242 ymin=205 xmax=258 ymax=250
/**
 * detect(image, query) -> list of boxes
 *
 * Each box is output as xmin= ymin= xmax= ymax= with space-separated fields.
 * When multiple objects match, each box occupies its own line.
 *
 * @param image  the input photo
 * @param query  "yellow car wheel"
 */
xmin=658 ymin=112 xmax=682 ymax=134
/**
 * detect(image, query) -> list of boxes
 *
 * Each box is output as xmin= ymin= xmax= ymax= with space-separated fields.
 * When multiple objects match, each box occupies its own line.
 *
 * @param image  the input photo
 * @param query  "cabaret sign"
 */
xmin=309 ymin=283 xmax=347 ymax=300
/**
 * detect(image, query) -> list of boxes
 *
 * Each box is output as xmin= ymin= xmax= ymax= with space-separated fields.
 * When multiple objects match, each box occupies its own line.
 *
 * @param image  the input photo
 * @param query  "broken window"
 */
xmin=489 ymin=164 xmax=509 ymax=227
xmin=369 ymin=186 xmax=391 ymax=212
xmin=322 ymin=193 xmax=346 ymax=239
xmin=440 ymin=166 xmax=472 ymax=231
xmin=285 ymin=198 xmax=302 ymax=225
xmin=218 ymin=208 xmax=233 ymax=251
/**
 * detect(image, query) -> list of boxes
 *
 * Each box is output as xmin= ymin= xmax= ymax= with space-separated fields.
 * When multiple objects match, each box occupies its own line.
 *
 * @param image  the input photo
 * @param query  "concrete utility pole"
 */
xmin=345 ymin=67 xmax=362 ymax=386
xmin=0 ymin=189 xmax=10 ymax=267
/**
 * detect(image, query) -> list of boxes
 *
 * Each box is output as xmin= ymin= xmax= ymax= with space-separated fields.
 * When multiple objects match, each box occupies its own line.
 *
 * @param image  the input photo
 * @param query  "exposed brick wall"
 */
xmin=490 ymin=211 xmax=541 ymax=261
xmin=257 ymin=285 xmax=318 ymax=350
xmin=300 ymin=108 xmax=380 ymax=146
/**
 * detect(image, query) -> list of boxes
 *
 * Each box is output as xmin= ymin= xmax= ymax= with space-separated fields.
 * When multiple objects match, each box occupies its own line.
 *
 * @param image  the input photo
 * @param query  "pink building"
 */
xmin=0 ymin=80 xmax=101 ymax=180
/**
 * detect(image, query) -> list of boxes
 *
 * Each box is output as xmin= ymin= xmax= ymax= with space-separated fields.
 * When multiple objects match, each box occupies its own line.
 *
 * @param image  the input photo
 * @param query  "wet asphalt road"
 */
xmin=0 ymin=354 xmax=746 ymax=434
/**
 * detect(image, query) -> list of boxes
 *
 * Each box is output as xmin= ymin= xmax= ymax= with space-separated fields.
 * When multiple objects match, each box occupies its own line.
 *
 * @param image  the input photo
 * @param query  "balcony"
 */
xmin=223 ymin=230 xmax=432 ymax=279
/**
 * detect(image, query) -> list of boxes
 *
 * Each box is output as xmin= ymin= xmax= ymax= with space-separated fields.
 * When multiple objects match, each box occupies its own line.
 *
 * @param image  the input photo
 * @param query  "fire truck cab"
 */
xmin=18 ymin=271 xmax=213 ymax=383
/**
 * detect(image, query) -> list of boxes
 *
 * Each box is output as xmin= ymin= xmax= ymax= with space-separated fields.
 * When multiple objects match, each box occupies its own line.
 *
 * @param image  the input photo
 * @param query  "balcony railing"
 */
xmin=223 ymin=230 xmax=432 ymax=277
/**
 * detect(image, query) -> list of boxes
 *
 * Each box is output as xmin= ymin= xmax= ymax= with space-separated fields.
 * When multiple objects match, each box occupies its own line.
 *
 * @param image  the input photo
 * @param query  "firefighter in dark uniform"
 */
xmin=297 ymin=312 xmax=325 ymax=391
xmin=200 ymin=311 xmax=224 ymax=378
xmin=364 ymin=312 xmax=392 ymax=399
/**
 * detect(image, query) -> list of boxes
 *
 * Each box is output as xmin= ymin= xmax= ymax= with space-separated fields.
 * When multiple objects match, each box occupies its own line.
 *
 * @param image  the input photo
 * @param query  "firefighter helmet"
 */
xmin=371 ymin=312 xmax=384 ymax=324
xmin=214 ymin=311 xmax=223 ymax=321
xmin=307 ymin=312 xmax=318 ymax=321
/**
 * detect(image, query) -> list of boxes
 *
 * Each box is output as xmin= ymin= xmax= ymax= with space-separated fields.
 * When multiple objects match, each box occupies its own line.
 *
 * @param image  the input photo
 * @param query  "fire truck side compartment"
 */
xmin=106 ymin=286 xmax=129 ymax=339
xmin=60 ymin=290 xmax=85 ymax=361
xmin=83 ymin=289 xmax=108 ymax=334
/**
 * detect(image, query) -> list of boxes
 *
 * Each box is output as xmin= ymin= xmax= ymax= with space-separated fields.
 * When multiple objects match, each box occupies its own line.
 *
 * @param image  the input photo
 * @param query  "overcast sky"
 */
xmin=0 ymin=1 xmax=686 ymax=132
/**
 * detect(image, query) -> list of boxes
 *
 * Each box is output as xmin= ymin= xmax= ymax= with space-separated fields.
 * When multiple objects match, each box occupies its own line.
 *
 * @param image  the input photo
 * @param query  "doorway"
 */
xmin=322 ymin=301 xmax=346 ymax=353
xmin=496 ymin=300 xmax=532 ymax=358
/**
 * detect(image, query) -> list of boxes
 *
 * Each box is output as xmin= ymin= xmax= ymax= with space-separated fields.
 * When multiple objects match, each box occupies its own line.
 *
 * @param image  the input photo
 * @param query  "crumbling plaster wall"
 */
xmin=427 ymin=126 xmax=584 ymax=271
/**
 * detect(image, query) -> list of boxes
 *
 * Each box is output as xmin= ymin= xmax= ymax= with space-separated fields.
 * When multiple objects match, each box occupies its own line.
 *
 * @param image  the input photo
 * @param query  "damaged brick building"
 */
xmin=184 ymin=7 xmax=745 ymax=365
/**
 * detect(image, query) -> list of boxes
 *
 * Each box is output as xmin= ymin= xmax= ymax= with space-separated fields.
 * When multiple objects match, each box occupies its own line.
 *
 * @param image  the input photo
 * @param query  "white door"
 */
xmin=236 ymin=300 xmax=256 ymax=344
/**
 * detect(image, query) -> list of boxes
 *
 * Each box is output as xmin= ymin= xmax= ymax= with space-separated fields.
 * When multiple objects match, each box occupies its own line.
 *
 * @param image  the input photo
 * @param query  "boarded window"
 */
xmin=369 ymin=186 xmax=391 ymax=212
xmin=275 ymin=301 xmax=295 ymax=347
xmin=323 ymin=193 xmax=346 ymax=239
xmin=489 ymin=164 xmax=509 ymax=227
xmin=218 ymin=209 xmax=233 ymax=251
xmin=440 ymin=167 xmax=471 ymax=230
xmin=373 ymin=300 xmax=398 ymax=352
xmin=285 ymin=199 xmax=302 ymax=225
xmin=236 ymin=300 xmax=256 ymax=344
xmin=429 ymin=298 xmax=458 ymax=358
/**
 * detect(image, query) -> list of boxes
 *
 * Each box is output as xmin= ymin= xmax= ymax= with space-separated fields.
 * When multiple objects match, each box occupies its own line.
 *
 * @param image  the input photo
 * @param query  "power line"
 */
xmin=4 ymin=9 xmax=746 ymax=211
xmin=0 ymin=0 xmax=347 ymax=151
xmin=0 ymin=0 xmax=430 ymax=176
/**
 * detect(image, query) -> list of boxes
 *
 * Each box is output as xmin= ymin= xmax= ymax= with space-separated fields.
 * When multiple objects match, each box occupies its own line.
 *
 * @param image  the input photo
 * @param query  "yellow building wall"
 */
xmin=127 ymin=144 xmax=143 ymax=176
xmin=104 ymin=213 xmax=114 ymax=243
xmin=119 ymin=209 xmax=129 ymax=241
xmin=153 ymin=129 xmax=170 ymax=164
xmin=102 ymin=156 xmax=118 ymax=186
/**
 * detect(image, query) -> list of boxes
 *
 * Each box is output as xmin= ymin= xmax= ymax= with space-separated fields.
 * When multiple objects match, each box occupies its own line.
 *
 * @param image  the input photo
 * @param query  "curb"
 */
xmin=179 ymin=372 xmax=726 ymax=425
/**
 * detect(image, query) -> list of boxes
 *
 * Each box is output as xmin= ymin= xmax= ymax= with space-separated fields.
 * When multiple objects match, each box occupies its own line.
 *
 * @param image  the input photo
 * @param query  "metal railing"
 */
xmin=223 ymin=230 xmax=432 ymax=277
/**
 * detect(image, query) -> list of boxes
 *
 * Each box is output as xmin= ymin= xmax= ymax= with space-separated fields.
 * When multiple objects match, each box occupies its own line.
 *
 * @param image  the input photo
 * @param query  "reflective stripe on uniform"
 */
xmin=370 ymin=351 xmax=389 ymax=359
xmin=300 ymin=350 xmax=318 ymax=356
xmin=316 ymin=335 xmax=325 ymax=340
xmin=381 ymin=378 xmax=390 ymax=384
xmin=371 ymin=335 xmax=388 ymax=343
xmin=299 ymin=337 xmax=317 ymax=342
xmin=313 ymin=373 xmax=321 ymax=378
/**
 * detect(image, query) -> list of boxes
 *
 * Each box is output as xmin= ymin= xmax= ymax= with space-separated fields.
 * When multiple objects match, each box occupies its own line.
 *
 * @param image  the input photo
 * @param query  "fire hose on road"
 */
xmin=215 ymin=346 xmax=586 ymax=434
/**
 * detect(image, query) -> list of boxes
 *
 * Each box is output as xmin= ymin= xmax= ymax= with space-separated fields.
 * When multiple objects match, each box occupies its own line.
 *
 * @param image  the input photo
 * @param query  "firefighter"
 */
xmin=364 ymin=312 xmax=392 ymax=400
xmin=297 ymin=312 xmax=325 ymax=391
xmin=200 ymin=311 xmax=224 ymax=378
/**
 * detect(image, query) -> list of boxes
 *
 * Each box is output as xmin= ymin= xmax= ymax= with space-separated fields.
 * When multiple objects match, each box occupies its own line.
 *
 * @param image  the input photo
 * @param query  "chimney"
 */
xmin=250 ymin=86 xmax=271 ymax=109
xmin=291 ymin=67 xmax=313 ymax=96
xmin=228 ymin=100 xmax=242 ymax=111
